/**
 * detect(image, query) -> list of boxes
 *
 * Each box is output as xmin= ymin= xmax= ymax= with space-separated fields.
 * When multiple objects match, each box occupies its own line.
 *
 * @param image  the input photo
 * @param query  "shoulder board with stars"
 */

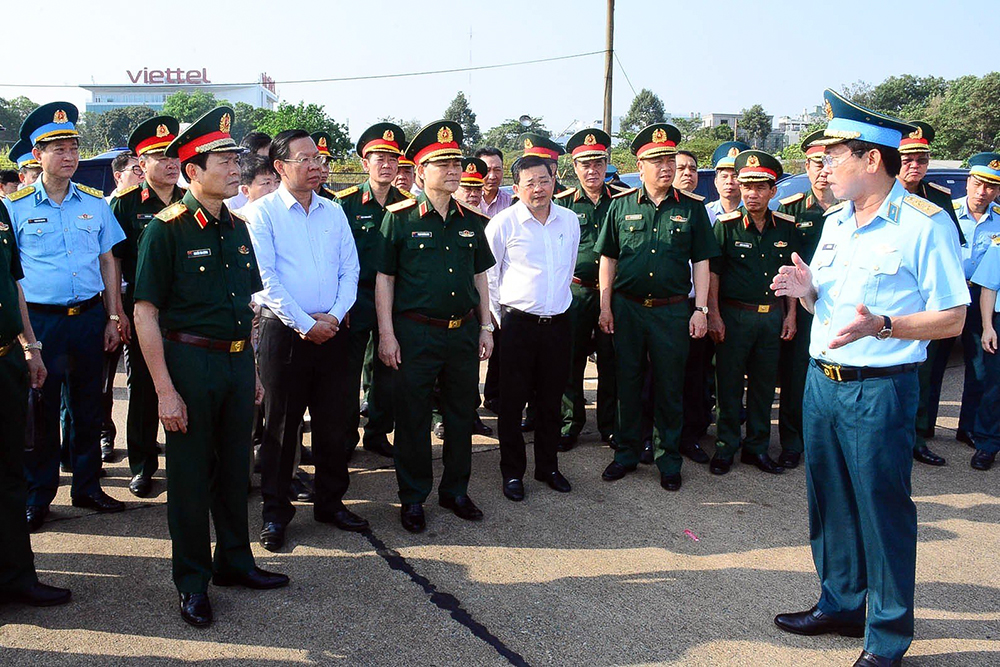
xmin=717 ymin=211 xmax=742 ymax=223
xmin=76 ymin=183 xmax=105 ymax=198
xmin=386 ymin=198 xmax=417 ymax=214
xmin=230 ymin=209 xmax=247 ymax=223
xmin=993 ymin=204 xmax=1000 ymax=216
xmin=993 ymin=236 xmax=1000 ymax=246
xmin=6 ymin=186 xmax=35 ymax=202
xmin=903 ymin=194 xmax=942 ymax=217
xmin=334 ymin=185 xmax=359 ymax=198
xmin=927 ymin=181 xmax=951 ymax=196
xmin=772 ymin=211 xmax=795 ymax=223
xmin=953 ymin=199 xmax=963 ymax=210
xmin=679 ymin=189 xmax=705 ymax=202
xmin=455 ymin=200 xmax=487 ymax=220
xmin=554 ymin=187 xmax=577 ymax=200
xmin=779 ymin=192 xmax=805 ymax=206
xmin=823 ymin=201 xmax=847 ymax=217
xmin=115 ymin=184 xmax=139 ymax=199
xmin=155 ymin=201 xmax=187 ymax=222
xmin=611 ymin=187 xmax=638 ymax=199
xmin=400 ymin=189 xmax=416 ymax=199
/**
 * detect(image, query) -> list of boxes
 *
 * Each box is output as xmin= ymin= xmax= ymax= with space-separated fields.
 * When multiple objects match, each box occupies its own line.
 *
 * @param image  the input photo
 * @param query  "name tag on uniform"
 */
xmin=670 ymin=215 xmax=687 ymax=222
xmin=774 ymin=241 xmax=788 ymax=248
xmin=796 ymin=221 xmax=813 ymax=229
xmin=187 ymin=248 xmax=212 ymax=258
xmin=735 ymin=241 xmax=752 ymax=249
xmin=624 ymin=214 xmax=643 ymax=221
xmin=411 ymin=231 xmax=433 ymax=238
xmin=27 ymin=218 xmax=47 ymax=224
xmin=357 ymin=214 xmax=374 ymax=221
xmin=137 ymin=214 xmax=155 ymax=220
xmin=822 ymin=243 xmax=836 ymax=250
xmin=458 ymin=230 xmax=475 ymax=238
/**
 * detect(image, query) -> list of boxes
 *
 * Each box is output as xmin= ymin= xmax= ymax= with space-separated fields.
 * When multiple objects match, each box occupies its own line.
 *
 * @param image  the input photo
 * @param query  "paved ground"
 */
xmin=0 ymin=352 xmax=997 ymax=666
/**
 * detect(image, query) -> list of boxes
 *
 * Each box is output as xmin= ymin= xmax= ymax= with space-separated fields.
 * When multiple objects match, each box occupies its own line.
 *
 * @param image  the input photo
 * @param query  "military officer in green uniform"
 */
xmin=133 ymin=107 xmax=288 ymax=628
xmin=376 ymin=120 xmax=495 ymax=533
xmin=336 ymin=122 xmax=410 ymax=458
xmin=708 ymin=150 xmax=797 ymax=475
xmin=312 ymin=132 xmax=338 ymax=200
xmin=110 ymin=116 xmax=185 ymax=497
xmin=595 ymin=123 xmax=719 ymax=491
xmin=776 ymin=131 xmax=838 ymax=468
xmin=555 ymin=128 xmax=621 ymax=451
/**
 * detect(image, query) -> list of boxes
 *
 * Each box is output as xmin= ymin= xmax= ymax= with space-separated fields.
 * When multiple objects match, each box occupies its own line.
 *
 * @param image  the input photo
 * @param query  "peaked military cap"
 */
xmin=128 ymin=115 xmax=179 ymax=157
xmin=20 ymin=101 xmax=79 ymax=145
xmin=711 ymin=141 xmax=751 ymax=169
xmin=566 ymin=128 xmax=610 ymax=161
xmin=898 ymin=121 xmax=934 ymax=154
xmin=312 ymin=132 xmax=334 ymax=157
xmin=968 ymin=152 xmax=1000 ymax=185
xmin=630 ymin=123 xmax=681 ymax=159
xmin=356 ymin=122 xmax=405 ymax=158
xmin=734 ymin=150 xmax=783 ymax=183
xmin=800 ymin=130 xmax=826 ymax=163
xmin=8 ymin=139 xmax=38 ymax=169
xmin=815 ymin=88 xmax=916 ymax=149
xmin=404 ymin=120 xmax=463 ymax=164
xmin=397 ymin=155 xmax=415 ymax=168
xmin=519 ymin=132 xmax=564 ymax=160
xmin=165 ymin=106 xmax=243 ymax=162
xmin=460 ymin=157 xmax=488 ymax=187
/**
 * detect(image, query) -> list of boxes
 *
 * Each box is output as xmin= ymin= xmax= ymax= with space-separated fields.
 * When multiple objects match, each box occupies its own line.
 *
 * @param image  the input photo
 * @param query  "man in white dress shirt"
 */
xmin=244 ymin=130 xmax=368 ymax=552
xmin=485 ymin=155 xmax=579 ymax=501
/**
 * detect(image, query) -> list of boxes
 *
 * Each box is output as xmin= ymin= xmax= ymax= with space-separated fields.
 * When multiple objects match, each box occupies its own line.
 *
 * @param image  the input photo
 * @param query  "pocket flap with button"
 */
xmin=182 ymin=258 xmax=220 ymax=273
xmin=406 ymin=237 xmax=437 ymax=250
xmin=623 ymin=219 xmax=647 ymax=233
xmin=861 ymin=252 xmax=901 ymax=276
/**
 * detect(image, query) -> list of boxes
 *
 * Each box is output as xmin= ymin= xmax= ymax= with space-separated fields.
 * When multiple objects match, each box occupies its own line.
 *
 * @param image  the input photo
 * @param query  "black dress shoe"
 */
xmin=439 ymin=495 xmax=483 ymax=521
xmin=483 ymin=398 xmax=500 ymax=415
xmin=534 ymin=470 xmax=571 ymax=492
xmin=778 ymin=451 xmax=802 ymax=469
xmin=854 ymin=650 xmax=901 ymax=667
xmin=556 ymin=434 xmax=577 ymax=452
xmin=639 ymin=438 xmax=654 ymax=465
xmin=740 ymin=451 xmax=785 ymax=474
xmin=71 ymin=490 xmax=125 ymax=513
xmin=956 ymin=429 xmax=976 ymax=447
xmin=913 ymin=445 xmax=946 ymax=466
xmin=473 ymin=415 xmax=493 ymax=437
xmin=100 ymin=439 xmax=115 ymax=463
xmin=316 ymin=508 xmax=369 ymax=532
xmin=679 ymin=440 xmax=710 ymax=464
xmin=602 ymin=461 xmax=636 ymax=481
xmin=432 ymin=422 xmax=445 ymax=439
xmin=774 ymin=606 xmax=865 ymax=638
xmin=1 ymin=582 xmax=71 ymax=607
xmin=288 ymin=476 xmax=314 ymax=503
xmin=521 ymin=416 xmax=535 ymax=432
xmin=26 ymin=505 xmax=49 ymax=532
xmin=400 ymin=503 xmax=426 ymax=533
xmin=129 ymin=474 xmax=152 ymax=498
xmin=710 ymin=454 xmax=734 ymax=475
xmin=213 ymin=566 xmax=289 ymax=590
xmin=259 ymin=522 xmax=286 ymax=551
xmin=359 ymin=400 xmax=369 ymax=418
xmin=503 ymin=478 xmax=525 ymax=502
xmin=660 ymin=472 xmax=682 ymax=491
xmin=971 ymin=449 xmax=996 ymax=471
xmin=363 ymin=435 xmax=394 ymax=458
xmin=179 ymin=592 xmax=212 ymax=627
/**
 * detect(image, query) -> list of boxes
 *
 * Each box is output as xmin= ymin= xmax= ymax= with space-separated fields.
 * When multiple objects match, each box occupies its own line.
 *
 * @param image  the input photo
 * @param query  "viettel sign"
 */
xmin=127 ymin=68 xmax=211 ymax=85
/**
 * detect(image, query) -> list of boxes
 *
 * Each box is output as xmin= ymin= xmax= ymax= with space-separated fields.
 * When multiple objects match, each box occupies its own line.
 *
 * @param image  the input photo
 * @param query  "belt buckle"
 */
xmin=821 ymin=363 xmax=843 ymax=382
xmin=229 ymin=340 xmax=245 ymax=353
xmin=642 ymin=298 xmax=654 ymax=308
xmin=447 ymin=318 xmax=462 ymax=329
xmin=757 ymin=304 xmax=770 ymax=314
xmin=538 ymin=316 xmax=552 ymax=324
xmin=66 ymin=305 xmax=82 ymax=316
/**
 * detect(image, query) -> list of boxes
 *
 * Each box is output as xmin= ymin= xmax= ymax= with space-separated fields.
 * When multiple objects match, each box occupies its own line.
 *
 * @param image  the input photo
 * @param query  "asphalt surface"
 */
xmin=0 ymin=352 xmax=997 ymax=666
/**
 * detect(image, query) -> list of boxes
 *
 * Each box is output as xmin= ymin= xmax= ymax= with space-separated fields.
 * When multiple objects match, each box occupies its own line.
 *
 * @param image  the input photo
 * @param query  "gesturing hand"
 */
xmin=828 ymin=304 xmax=883 ymax=349
xmin=772 ymin=252 xmax=813 ymax=299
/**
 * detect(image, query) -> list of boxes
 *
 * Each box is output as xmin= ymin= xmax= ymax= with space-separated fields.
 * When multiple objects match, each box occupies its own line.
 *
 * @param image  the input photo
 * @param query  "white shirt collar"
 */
xmin=276 ymin=183 xmax=319 ymax=212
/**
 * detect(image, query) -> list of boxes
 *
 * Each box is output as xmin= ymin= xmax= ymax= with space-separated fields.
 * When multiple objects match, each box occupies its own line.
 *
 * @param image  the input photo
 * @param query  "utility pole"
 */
xmin=603 ymin=0 xmax=614 ymax=135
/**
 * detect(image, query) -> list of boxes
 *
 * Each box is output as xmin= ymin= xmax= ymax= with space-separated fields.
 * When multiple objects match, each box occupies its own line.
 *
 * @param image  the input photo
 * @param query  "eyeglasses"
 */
xmin=519 ymin=178 xmax=553 ymax=191
xmin=282 ymin=156 xmax=330 ymax=167
xmin=900 ymin=156 xmax=930 ymax=166
xmin=117 ymin=165 xmax=143 ymax=176
xmin=820 ymin=151 xmax=862 ymax=169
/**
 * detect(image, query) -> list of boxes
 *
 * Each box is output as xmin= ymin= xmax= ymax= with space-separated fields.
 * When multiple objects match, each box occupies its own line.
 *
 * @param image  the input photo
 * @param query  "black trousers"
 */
xmin=483 ymin=325 xmax=501 ymax=405
xmin=257 ymin=316 xmax=351 ymax=525
xmin=498 ymin=308 xmax=571 ymax=481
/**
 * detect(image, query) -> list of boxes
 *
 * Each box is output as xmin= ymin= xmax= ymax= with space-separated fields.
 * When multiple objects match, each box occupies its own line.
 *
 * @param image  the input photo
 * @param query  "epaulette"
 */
xmin=679 ymin=189 xmax=705 ymax=202
xmin=115 ymin=184 xmax=139 ymax=198
xmin=76 ymin=183 xmax=105 ymax=198
xmin=456 ymin=200 xmax=487 ymax=218
xmin=611 ymin=187 xmax=638 ymax=199
xmin=903 ymin=194 xmax=942 ymax=217
xmin=334 ymin=185 xmax=359 ymax=198
xmin=772 ymin=211 xmax=796 ymax=223
xmin=386 ymin=198 xmax=417 ymax=214
xmin=779 ymin=192 xmax=805 ymax=206
xmin=554 ymin=187 xmax=577 ymax=200
xmin=992 ymin=204 xmax=1000 ymax=216
xmin=927 ymin=181 xmax=951 ymax=196
xmin=717 ymin=211 xmax=741 ymax=223
xmin=230 ymin=209 xmax=247 ymax=222
xmin=953 ymin=200 xmax=962 ymax=210
xmin=155 ymin=201 xmax=186 ymax=222
xmin=993 ymin=236 xmax=1000 ymax=246
xmin=823 ymin=201 xmax=847 ymax=217
xmin=400 ymin=189 xmax=416 ymax=199
xmin=608 ymin=183 xmax=629 ymax=193
xmin=6 ymin=186 xmax=34 ymax=202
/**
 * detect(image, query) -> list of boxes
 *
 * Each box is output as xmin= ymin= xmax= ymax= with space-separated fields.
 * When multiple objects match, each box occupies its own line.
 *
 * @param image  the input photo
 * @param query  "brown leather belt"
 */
xmin=619 ymin=293 xmax=686 ymax=308
xmin=0 ymin=340 xmax=15 ymax=358
xmin=572 ymin=277 xmax=598 ymax=290
xmin=722 ymin=298 xmax=780 ymax=314
xmin=26 ymin=294 xmax=101 ymax=317
xmin=400 ymin=310 xmax=475 ymax=329
xmin=163 ymin=331 xmax=250 ymax=353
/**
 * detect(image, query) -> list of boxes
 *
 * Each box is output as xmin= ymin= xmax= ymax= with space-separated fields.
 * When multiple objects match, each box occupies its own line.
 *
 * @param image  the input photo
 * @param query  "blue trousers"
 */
xmin=972 ymin=311 xmax=1000 ymax=455
xmin=803 ymin=361 xmax=918 ymax=660
xmin=24 ymin=304 xmax=105 ymax=506
xmin=959 ymin=284 xmax=986 ymax=433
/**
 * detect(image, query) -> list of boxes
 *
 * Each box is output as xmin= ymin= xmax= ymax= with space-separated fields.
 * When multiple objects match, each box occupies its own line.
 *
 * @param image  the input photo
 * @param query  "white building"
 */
xmin=82 ymin=72 xmax=278 ymax=114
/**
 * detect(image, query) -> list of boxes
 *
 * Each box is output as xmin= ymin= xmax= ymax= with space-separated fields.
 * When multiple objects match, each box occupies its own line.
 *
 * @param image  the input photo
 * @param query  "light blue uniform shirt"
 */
xmin=970 ymin=241 xmax=1000 ymax=312
xmin=808 ymin=180 xmax=969 ymax=367
xmin=3 ymin=179 xmax=124 ymax=306
xmin=954 ymin=196 xmax=1000 ymax=279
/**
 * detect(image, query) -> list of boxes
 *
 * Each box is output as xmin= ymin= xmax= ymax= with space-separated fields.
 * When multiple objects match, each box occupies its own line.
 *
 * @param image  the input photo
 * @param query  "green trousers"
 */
xmin=611 ymin=295 xmax=689 ymax=475
xmin=346 ymin=288 xmax=394 ymax=448
xmin=0 ymin=346 xmax=38 ymax=593
xmin=163 ymin=340 xmax=256 ymax=594
xmin=562 ymin=283 xmax=616 ymax=438
xmin=391 ymin=316 xmax=478 ymax=504
xmin=714 ymin=303 xmax=781 ymax=457
xmin=777 ymin=304 xmax=811 ymax=455
xmin=123 ymin=295 xmax=160 ymax=477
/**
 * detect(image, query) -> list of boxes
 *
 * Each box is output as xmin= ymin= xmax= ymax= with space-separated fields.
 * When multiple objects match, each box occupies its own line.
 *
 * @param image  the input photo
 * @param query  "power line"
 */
xmin=613 ymin=52 xmax=638 ymax=97
xmin=0 ymin=51 xmax=604 ymax=89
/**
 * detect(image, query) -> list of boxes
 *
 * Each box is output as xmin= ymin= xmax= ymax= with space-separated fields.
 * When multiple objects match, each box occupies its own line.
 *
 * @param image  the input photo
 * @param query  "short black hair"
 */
xmin=269 ymin=129 xmax=311 ymax=164
xmin=474 ymin=146 xmax=504 ymax=163
xmin=111 ymin=152 xmax=136 ymax=173
xmin=843 ymin=139 xmax=901 ymax=177
xmin=511 ymin=155 xmax=555 ymax=184
xmin=0 ymin=169 xmax=19 ymax=186
xmin=182 ymin=153 xmax=211 ymax=176
xmin=240 ymin=131 xmax=272 ymax=153
xmin=240 ymin=153 xmax=277 ymax=186
xmin=676 ymin=150 xmax=698 ymax=166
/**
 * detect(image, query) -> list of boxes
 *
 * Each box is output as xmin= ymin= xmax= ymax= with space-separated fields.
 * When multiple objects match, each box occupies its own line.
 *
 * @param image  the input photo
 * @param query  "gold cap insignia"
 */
xmin=383 ymin=129 xmax=394 ymax=142
xmin=746 ymin=155 xmax=761 ymax=168
xmin=466 ymin=163 xmax=477 ymax=173
xmin=824 ymin=100 xmax=833 ymax=120
xmin=53 ymin=109 xmax=68 ymax=124
xmin=318 ymin=137 xmax=327 ymax=149
xmin=990 ymin=160 xmax=1000 ymax=170
xmin=909 ymin=126 xmax=923 ymax=140
xmin=156 ymin=124 xmax=169 ymax=138
xmin=727 ymin=146 xmax=740 ymax=158
xmin=584 ymin=133 xmax=597 ymax=146
xmin=524 ymin=138 xmax=534 ymax=150
xmin=437 ymin=126 xmax=453 ymax=143
xmin=219 ymin=113 xmax=232 ymax=134
xmin=652 ymin=128 xmax=667 ymax=143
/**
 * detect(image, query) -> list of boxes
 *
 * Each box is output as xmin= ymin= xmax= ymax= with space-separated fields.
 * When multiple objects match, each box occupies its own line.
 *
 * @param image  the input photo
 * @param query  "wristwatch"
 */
xmin=480 ymin=322 xmax=495 ymax=333
xmin=875 ymin=315 xmax=893 ymax=340
xmin=23 ymin=341 xmax=42 ymax=352
xmin=108 ymin=314 xmax=121 ymax=322
xmin=694 ymin=306 xmax=709 ymax=314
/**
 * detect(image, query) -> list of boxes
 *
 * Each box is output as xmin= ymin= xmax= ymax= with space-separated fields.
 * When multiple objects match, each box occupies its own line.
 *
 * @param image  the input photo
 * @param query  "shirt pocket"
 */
xmin=856 ymin=250 xmax=902 ymax=308
xmin=404 ymin=237 xmax=438 ymax=271
xmin=667 ymin=221 xmax=691 ymax=254
xmin=180 ymin=255 xmax=222 ymax=300
xmin=22 ymin=221 xmax=61 ymax=254
xmin=73 ymin=218 xmax=101 ymax=254
xmin=621 ymin=218 xmax=647 ymax=252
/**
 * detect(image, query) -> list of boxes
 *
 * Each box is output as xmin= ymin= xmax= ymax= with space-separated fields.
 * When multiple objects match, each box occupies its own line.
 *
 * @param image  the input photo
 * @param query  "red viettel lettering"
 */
xmin=126 ymin=68 xmax=212 ymax=84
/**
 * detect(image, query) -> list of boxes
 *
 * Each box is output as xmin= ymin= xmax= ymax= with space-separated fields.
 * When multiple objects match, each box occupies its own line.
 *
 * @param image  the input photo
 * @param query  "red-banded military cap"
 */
xmin=800 ymin=130 xmax=826 ymax=163
xmin=461 ymin=157 xmax=487 ymax=187
xmin=128 ymin=116 xmax=179 ymax=157
xmin=405 ymin=120 xmax=463 ymax=164
xmin=312 ymin=132 xmax=334 ymax=157
xmin=356 ymin=122 xmax=405 ymax=158
xmin=630 ymin=123 xmax=681 ymax=159
xmin=397 ymin=155 xmax=415 ymax=168
xmin=734 ymin=149 xmax=783 ymax=183
xmin=164 ymin=106 xmax=244 ymax=162
xmin=566 ymin=128 xmax=610 ymax=161
xmin=898 ymin=121 xmax=934 ymax=154
xmin=518 ymin=132 xmax=564 ymax=160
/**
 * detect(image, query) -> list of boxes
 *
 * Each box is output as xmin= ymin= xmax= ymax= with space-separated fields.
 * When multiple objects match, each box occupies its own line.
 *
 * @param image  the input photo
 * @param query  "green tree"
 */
xmin=672 ymin=116 xmax=702 ymax=141
xmin=620 ymin=88 xmax=666 ymax=138
xmin=378 ymin=116 xmax=423 ymax=146
xmin=254 ymin=101 xmax=350 ymax=154
xmin=862 ymin=75 xmax=947 ymax=117
xmin=77 ymin=105 xmax=157 ymax=152
xmin=443 ymin=92 xmax=482 ymax=148
xmin=483 ymin=117 xmax=549 ymax=151
xmin=231 ymin=102 xmax=275 ymax=143
xmin=739 ymin=104 xmax=771 ymax=148
xmin=0 ymin=96 xmax=37 ymax=143
xmin=163 ymin=90 xmax=220 ymax=123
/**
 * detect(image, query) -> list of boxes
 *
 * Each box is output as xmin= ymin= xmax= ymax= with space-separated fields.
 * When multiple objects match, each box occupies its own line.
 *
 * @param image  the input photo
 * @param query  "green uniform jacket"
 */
xmin=777 ymin=189 xmax=833 ymax=264
xmin=554 ymin=183 xmax=627 ymax=285
xmin=335 ymin=180 xmax=414 ymax=287
xmin=0 ymin=204 xmax=23 ymax=345
xmin=110 ymin=181 xmax=186 ymax=288
xmin=711 ymin=207 xmax=798 ymax=303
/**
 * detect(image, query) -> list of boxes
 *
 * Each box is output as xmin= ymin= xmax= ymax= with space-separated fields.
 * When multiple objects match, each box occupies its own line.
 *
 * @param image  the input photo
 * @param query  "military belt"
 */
xmin=813 ymin=359 xmax=919 ymax=383
xmin=571 ymin=277 xmax=598 ymax=290
xmin=722 ymin=298 xmax=781 ymax=314
xmin=619 ymin=292 xmax=686 ymax=308
xmin=164 ymin=331 xmax=250 ymax=353
xmin=400 ymin=310 xmax=476 ymax=330
xmin=26 ymin=294 xmax=101 ymax=317
xmin=501 ymin=306 xmax=568 ymax=325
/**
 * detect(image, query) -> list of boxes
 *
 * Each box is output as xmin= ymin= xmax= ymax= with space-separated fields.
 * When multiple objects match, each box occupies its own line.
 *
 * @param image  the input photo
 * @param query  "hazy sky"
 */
xmin=3 ymin=0 xmax=995 ymax=138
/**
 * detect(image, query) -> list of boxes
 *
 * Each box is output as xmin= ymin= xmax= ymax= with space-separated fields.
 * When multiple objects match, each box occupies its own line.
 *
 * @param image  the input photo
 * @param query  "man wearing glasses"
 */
xmin=772 ymin=89 xmax=968 ymax=667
